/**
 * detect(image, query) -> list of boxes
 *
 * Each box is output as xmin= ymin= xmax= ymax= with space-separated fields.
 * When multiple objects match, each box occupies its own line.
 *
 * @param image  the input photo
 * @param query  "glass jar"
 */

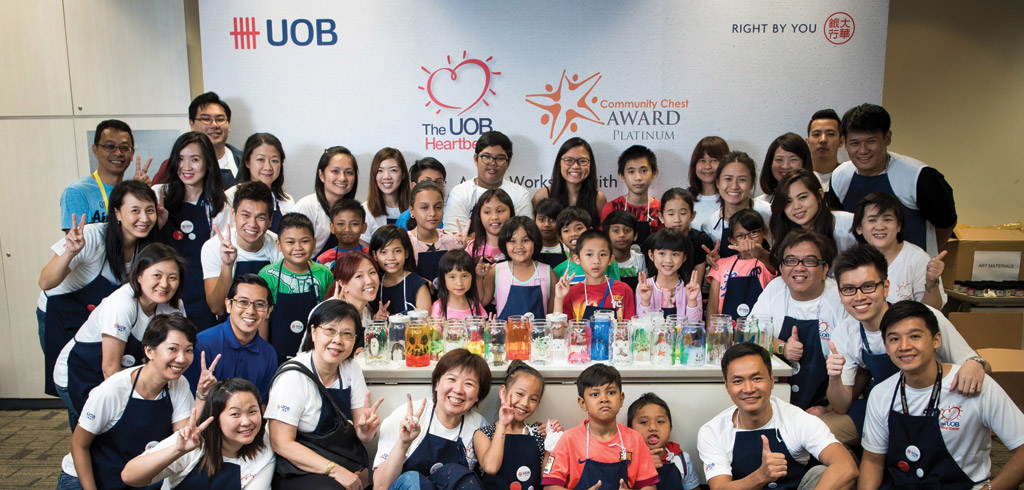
xmin=611 ymin=319 xmax=632 ymax=366
xmin=506 ymin=315 xmax=531 ymax=361
xmin=487 ymin=319 xmax=507 ymax=366
xmin=630 ymin=316 xmax=652 ymax=364
xmin=652 ymin=320 xmax=674 ymax=366
xmin=405 ymin=318 xmax=430 ymax=368
xmin=547 ymin=313 xmax=568 ymax=363
xmin=443 ymin=318 xmax=466 ymax=353
xmin=707 ymin=314 xmax=733 ymax=368
xmin=590 ymin=310 xmax=615 ymax=362
xmin=464 ymin=316 xmax=486 ymax=357
xmin=568 ymin=320 xmax=591 ymax=365
xmin=750 ymin=314 xmax=775 ymax=353
xmin=530 ymin=319 xmax=551 ymax=365
xmin=678 ymin=320 xmax=706 ymax=367
xmin=388 ymin=314 xmax=409 ymax=362
xmin=364 ymin=320 xmax=388 ymax=366
xmin=428 ymin=316 xmax=445 ymax=362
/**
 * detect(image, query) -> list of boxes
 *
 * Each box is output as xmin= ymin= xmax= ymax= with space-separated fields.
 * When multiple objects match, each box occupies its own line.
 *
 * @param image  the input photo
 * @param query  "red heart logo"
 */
xmin=426 ymin=58 xmax=491 ymax=115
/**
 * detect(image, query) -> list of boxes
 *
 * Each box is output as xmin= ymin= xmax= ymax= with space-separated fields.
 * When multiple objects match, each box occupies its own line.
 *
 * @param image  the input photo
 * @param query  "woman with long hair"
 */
xmin=532 ymin=137 xmax=606 ymax=226
xmin=295 ymin=146 xmax=360 ymax=257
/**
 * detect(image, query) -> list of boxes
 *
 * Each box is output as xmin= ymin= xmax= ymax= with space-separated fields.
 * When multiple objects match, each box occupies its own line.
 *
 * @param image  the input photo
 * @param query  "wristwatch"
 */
xmin=324 ymin=461 xmax=336 ymax=475
xmin=777 ymin=341 xmax=786 ymax=356
xmin=967 ymin=355 xmax=988 ymax=369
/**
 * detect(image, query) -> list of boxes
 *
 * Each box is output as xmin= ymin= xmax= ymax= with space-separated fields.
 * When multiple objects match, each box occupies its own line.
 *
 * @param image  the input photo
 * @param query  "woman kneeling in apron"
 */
xmin=373 ymin=349 xmax=492 ymax=490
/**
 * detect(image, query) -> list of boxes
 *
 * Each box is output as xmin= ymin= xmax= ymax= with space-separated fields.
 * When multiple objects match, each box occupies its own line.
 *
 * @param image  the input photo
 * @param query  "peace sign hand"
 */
xmin=703 ymin=241 xmax=721 ymax=270
xmin=175 ymin=407 xmax=214 ymax=453
xmin=926 ymin=251 xmax=947 ymax=286
xmin=554 ymin=272 xmax=575 ymax=300
xmin=635 ymin=271 xmax=653 ymax=307
xmin=475 ymin=256 xmax=493 ymax=279
xmin=399 ymin=394 xmax=427 ymax=444
xmin=496 ymin=389 xmax=515 ymax=427
xmin=374 ymin=300 xmax=391 ymax=320
xmin=333 ymin=280 xmax=347 ymax=301
xmin=452 ymin=219 xmax=469 ymax=250
xmin=355 ymin=392 xmax=385 ymax=438
xmin=132 ymin=156 xmax=153 ymax=186
xmin=213 ymin=225 xmax=237 ymax=266
xmin=684 ymin=270 xmax=701 ymax=305
xmin=195 ymin=351 xmax=221 ymax=400
xmin=65 ymin=214 xmax=88 ymax=256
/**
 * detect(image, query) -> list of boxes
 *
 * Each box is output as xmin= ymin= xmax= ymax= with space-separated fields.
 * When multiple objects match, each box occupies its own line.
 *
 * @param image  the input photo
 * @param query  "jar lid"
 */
xmin=546 ymin=313 xmax=568 ymax=322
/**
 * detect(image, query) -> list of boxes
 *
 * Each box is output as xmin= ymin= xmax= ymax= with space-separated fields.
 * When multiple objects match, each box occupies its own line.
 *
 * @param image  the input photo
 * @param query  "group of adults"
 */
xmin=37 ymin=88 xmax=1024 ymax=490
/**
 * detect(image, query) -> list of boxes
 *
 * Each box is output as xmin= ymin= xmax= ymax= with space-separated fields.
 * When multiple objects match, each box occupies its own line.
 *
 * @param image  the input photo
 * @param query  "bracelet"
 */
xmin=197 ymin=392 xmax=207 ymax=401
xmin=324 ymin=461 xmax=336 ymax=476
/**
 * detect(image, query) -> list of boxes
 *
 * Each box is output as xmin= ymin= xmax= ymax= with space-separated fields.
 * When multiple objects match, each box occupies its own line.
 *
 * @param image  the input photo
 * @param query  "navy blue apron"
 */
xmin=233 ymin=258 xmax=270 ymax=278
xmin=841 ymin=171 xmax=928 ymax=252
xmin=403 ymin=409 xmax=481 ymax=490
xmin=497 ymin=263 xmax=546 ymax=321
xmin=848 ymin=322 xmax=902 ymax=433
xmin=66 ymin=306 xmax=146 ymax=414
xmin=268 ymin=197 xmax=284 ymax=234
xmin=90 ymin=368 xmax=174 ymax=490
xmin=581 ymin=281 xmax=614 ymax=320
xmin=731 ymin=427 xmax=809 ymax=489
xmin=162 ymin=198 xmax=218 ymax=330
xmin=636 ymin=220 xmax=652 ymax=249
xmin=43 ymin=269 xmax=119 ymax=396
xmin=478 ymin=429 xmax=542 ymax=490
xmin=620 ymin=274 xmax=640 ymax=295
xmin=417 ymin=250 xmax=446 ymax=284
xmin=882 ymin=363 xmax=975 ymax=488
xmin=656 ymin=454 xmax=685 ymax=490
xmin=582 ymin=283 xmax=614 ymax=361
xmin=537 ymin=246 xmax=566 ymax=269
xmin=221 ymin=168 xmax=237 ymax=189
xmin=777 ymin=315 xmax=828 ymax=410
xmin=721 ymin=260 xmax=764 ymax=319
xmin=272 ymin=361 xmax=368 ymax=484
xmin=379 ymin=273 xmax=427 ymax=315
xmin=575 ymin=425 xmax=631 ymax=490
xmin=176 ymin=460 xmax=241 ymax=489
xmin=268 ymin=263 xmax=320 ymax=364
xmin=317 ymin=233 xmax=339 ymax=260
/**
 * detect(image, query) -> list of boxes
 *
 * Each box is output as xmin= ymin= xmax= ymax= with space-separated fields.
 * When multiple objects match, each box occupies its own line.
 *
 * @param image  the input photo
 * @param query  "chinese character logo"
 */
xmin=824 ymin=12 xmax=855 ymax=45
xmin=419 ymin=51 xmax=500 ymax=116
xmin=231 ymin=17 xmax=261 ymax=50
xmin=526 ymin=70 xmax=604 ymax=144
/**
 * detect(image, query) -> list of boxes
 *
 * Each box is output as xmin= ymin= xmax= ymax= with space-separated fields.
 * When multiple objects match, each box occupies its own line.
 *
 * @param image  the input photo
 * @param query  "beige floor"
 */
xmin=0 ymin=408 xmax=1020 ymax=489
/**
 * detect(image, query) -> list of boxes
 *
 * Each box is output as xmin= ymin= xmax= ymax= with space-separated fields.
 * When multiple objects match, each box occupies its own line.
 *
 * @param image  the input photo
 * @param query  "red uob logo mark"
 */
xmin=419 ymin=51 xmax=500 ymax=116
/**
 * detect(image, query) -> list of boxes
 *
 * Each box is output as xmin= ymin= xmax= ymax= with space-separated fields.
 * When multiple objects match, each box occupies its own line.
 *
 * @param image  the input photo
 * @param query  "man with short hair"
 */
xmin=153 ymin=91 xmax=242 ymax=187
xmin=826 ymin=103 xmax=957 ymax=255
xmin=443 ymin=131 xmax=533 ymax=230
xmin=201 ymin=182 xmax=282 ymax=316
xmin=859 ymin=301 xmax=1024 ymax=489
xmin=184 ymin=274 xmax=277 ymax=402
xmin=821 ymin=244 xmax=987 ymax=445
xmin=697 ymin=343 xmax=858 ymax=489
xmin=805 ymin=109 xmax=843 ymax=193
xmin=749 ymin=230 xmax=856 ymax=412
xmin=59 ymin=120 xmax=152 ymax=230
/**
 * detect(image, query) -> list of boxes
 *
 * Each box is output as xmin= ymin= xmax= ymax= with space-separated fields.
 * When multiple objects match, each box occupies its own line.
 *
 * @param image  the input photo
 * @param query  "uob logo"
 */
xmin=230 ymin=16 xmax=338 ymax=49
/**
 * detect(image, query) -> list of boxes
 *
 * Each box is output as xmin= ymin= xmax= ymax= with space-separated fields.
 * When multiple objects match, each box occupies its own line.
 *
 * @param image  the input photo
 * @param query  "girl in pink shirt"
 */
xmin=707 ymin=209 xmax=776 ymax=318
xmin=431 ymin=250 xmax=487 ymax=320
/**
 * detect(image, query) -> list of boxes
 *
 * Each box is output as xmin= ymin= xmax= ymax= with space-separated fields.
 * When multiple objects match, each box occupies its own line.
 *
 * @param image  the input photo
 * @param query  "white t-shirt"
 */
xmin=264 ymin=351 xmax=367 ymax=433
xmin=540 ymin=244 xmax=566 ymax=255
xmin=698 ymin=199 xmax=772 ymax=243
xmin=692 ymin=194 xmax=719 ymax=228
xmin=443 ymin=178 xmax=533 ymax=231
xmin=361 ymin=202 xmax=402 ymax=244
xmin=294 ymin=194 xmax=334 ymax=253
xmin=887 ymin=242 xmax=947 ymax=306
xmin=200 ymin=228 xmax=281 ymax=280
xmin=39 ymin=223 xmax=114 ymax=311
xmin=61 ymin=366 xmax=194 ymax=476
xmin=54 ymin=283 xmax=185 ymax=388
xmin=862 ymin=365 xmax=1024 ymax=487
xmin=616 ymin=250 xmax=646 ymax=277
xmin=697 ymin=397 xmax=839 ymax=481
xmin=219 ymin=149 xmax=238 ymax=178
xmin=815 ymin=171 xmax=832 ymax=193
xmin=145 ymin=431 xmax=275 ymax=489
xmin=225 ymin=185 xmax=295 ymax=217
xmin=152 ymin=184 xmax=233 ymax=238
xmin=840 ymin=305 xmax=977 ymax=386
xmin=373 ymin=398 xmax=485 ymax=471
xmin=831 ymin=211 xmax=858 ymax=253
xmin=749 ymin=277 xmax=857 ymax=359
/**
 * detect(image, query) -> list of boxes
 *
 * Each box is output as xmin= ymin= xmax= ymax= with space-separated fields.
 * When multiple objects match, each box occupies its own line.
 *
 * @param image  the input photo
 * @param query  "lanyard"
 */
xmin=585 ymin=421 xmax=626 ymax=460
xmin=899 ymin=361 xmax=942 ymax=416
xmin=92 ymin=170 xmax=110 ymax=212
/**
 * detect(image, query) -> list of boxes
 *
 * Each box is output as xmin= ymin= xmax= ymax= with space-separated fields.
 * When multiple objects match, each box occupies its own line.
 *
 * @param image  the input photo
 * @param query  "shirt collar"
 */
xmin=221 ymin=320 xmax=261 ymax=353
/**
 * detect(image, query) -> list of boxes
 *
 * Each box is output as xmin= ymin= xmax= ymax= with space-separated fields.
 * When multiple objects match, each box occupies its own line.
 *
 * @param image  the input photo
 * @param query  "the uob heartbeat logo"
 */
xmin=229 ymin=16 xmax=338 ymax=49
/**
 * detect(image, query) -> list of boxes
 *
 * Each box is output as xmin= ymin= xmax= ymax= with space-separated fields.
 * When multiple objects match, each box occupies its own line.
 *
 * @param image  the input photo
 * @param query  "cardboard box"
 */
xmin=949 ymin=312 xmax=1023 ymax=350
xmin=977 ymin=348 xmax=1024 ymax=409
xmin=941 ymin=225 xmax=1024 ymax=285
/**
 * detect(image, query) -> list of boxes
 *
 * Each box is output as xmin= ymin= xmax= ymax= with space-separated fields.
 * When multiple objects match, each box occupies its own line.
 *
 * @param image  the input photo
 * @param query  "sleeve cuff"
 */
xmin=635 ymin=476 xmax=660 ymax=488
xmin=541 ymin=477 xmax=567 ymax=487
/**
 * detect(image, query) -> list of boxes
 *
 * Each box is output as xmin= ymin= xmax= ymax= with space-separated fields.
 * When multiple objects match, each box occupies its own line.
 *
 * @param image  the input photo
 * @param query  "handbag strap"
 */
xmin=271 ymin=360 xmax=348 ymax=423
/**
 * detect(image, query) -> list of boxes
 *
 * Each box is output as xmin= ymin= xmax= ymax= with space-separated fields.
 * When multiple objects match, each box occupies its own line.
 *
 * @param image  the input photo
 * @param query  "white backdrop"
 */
xmin=201 ymin=1 xmax=887 ymax=202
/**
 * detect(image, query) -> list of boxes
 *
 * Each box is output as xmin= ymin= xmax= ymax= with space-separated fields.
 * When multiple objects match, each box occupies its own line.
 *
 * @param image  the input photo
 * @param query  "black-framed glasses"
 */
xmin=780 ymin=255 xmax=827 ymax=268
xmin=734 ymin=229 xmax=761 ymax=241
xmin=98 ymin=143 xmax=134 ymax=153
xmin=316 ymin=325 xmax=356 ymax=340
xmin=230 ymin=298 xmax=269 ymax=312
xmin=477 ymin=153 xmax=509 ymax=167
xmin=838 ymin=281 xmax=882 ymax=296
xmin=561 ymin=157 xmax=591 ymax=167
xmin=195 ymin=115 xmax=228 ymax=125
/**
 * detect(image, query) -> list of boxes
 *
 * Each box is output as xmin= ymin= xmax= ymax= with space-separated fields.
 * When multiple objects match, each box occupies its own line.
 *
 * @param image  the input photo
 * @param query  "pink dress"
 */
xmin=431 ymin=299 xmax=487 ymax=320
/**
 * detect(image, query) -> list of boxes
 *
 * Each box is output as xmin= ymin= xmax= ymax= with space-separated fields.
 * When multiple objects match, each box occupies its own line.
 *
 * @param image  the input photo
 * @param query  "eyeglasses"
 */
xmin=477 ymin=153 xmax=509 ymax=168
xmin=838 ymin=281 xmax=882 ymax=296
xmin=317 ymin=325 xmax=356 ymax=341
xmin=230 ymin=298 xmax=270 ymax=312
xmin=733 ymin=230 xmax=761 ymax=241
xmin=195 ymin=115 xmax=228 ymax=125
xmin=780 ymin=255 xmax=827 ymax=268
xmin=561 ymin=157 xmax=591 ymax=167
xmin=98 ymin=143 xmax=134 ymax=154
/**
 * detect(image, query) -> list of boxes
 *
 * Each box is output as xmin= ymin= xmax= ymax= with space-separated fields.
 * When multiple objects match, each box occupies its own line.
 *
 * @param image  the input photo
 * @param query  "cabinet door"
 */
xmin=0 ymin=0 xmax=73 ymax=116
xmin=0 ymin=118 xmax=79 ymax=398
xmin=64 ymin=0 xmax=190 ymax=116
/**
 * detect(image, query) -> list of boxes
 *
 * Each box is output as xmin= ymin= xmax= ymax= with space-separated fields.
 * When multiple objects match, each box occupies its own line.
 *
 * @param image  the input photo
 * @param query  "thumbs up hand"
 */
xmin=783 ymin=326 xmax=803 ymax=362
xmin=926 ymin=250 xmax=947 ymax=287
xmin=758 ymin=434 xmax=788 ymax=483
xmin=826 ymin=340 xmax=845 ymax=378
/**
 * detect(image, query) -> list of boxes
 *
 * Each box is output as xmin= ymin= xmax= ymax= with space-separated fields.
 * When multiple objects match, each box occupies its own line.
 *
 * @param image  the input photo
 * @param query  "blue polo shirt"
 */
xmin=184 ymin=320 xmax=279 ymax=402
xmin=60 ymin=175 xmax=114 ymax=229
